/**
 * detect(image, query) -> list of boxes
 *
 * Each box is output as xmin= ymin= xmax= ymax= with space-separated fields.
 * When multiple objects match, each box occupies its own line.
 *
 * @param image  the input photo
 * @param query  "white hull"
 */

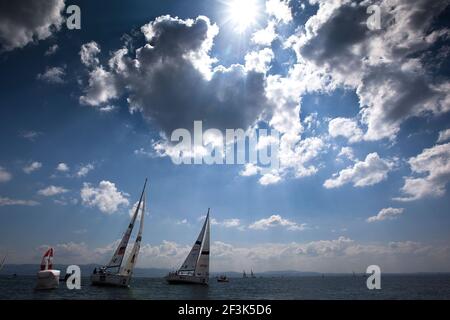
xmin=91 ymin=273 xmax=131 ymax=287
xmin=166 ymin=273 xmax=208 ymax=285
xmin=35 ymin=270 xmax=60 ymax=290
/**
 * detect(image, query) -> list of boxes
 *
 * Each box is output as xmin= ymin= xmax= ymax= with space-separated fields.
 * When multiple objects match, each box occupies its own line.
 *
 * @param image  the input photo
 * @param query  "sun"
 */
xmin=224 ymin=0 xmax=261 ymax=33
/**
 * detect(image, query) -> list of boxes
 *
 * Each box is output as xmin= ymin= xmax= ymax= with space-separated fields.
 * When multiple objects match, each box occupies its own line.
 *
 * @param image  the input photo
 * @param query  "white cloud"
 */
xmin=0 ymin=196 xmax=39 ymax=206
xmin=80 ymin=41 xmax=101 ymax=67
xmin=239 ymin=163 xmax=259 ymax=177
xmin=73 ymin=229 xmax=87 ymax=235
xmin=395 ymin=142 xmax=450 ymax=201
xmin=244 ymin=48 xmax=274 ymax=73
xmin=252 ymin=21 xmax=277 ymax=46
xmin=99 ymin=105 xmax=116 ymax=112
xmin=337 ymin=147 xmax=356 ymax=162
xmin=76 ymin=164 xmax=94 ymax=177
xmin=20 ymin=130 xmax=42 ymax=141
xmin=79 ymin=66 xmax=118 ymax=106
xmin=259 ymin=173 xmax=282 ymax=186
xmin=249 ymin=214 xmax=306 ymax=231
xmin=0 ymin=166 xmax=12 ymax=183
xmin=264 ymin=65 xmax=329 ymax=184
xmin=0 ymin=0 xmax=65 ymax=51
xmin=56 ymin=163 xmax=69 ymax=172
xmin=437 ymin=129 xmax=450 ymax=143
xmin=367 ymin=207 xmax=404 ymax=223
xmin=303 ymin=112 xmax=320 ymax=131
xmin=44 ymin=44 xmax=59 ymax=56
xmin=176 ymin=218 xmax=188 ymax=225
xmin=328 ymin=117 xmax=363 ymax=143
xmin=265 ymin=0 xmax=292 ymax=23
xmin=211 ymin=218 xmax=242 ymax=229
xmin=37 ymin=185 xmax=68 ymax=196
xmin=289 ymin=0 xmax=450 ymax=141
xmin=37 ymin=66 xmax=65 ymax=84
xmin=324 ymin=153 xmax=393 ymax=189
xmin=80 ymin=180 xmax=129 ymax=214
xmin=23 ymin=161 xmax=42 ymax=174
xmin=23 ymin=238 xmax=450 ymax=273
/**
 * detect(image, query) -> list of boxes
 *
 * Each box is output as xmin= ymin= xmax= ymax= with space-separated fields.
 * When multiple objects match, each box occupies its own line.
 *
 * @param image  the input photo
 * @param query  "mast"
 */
xmin=107 ymin=179 xmax=147 ymax=270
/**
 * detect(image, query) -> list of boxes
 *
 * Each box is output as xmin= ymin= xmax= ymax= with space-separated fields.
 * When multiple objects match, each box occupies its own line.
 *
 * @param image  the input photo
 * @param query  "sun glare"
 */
xmin=225 ymin=0 xmax=261 ymax=33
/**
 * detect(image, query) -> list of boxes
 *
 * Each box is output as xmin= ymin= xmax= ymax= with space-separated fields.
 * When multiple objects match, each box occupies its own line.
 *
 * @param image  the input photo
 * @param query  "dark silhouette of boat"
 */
xmin=217 ymin=275 xmax=229 ymax=282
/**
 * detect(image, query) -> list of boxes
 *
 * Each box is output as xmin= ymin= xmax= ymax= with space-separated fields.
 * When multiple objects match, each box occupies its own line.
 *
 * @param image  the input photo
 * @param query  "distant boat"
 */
xmin=243 ymin=270 xmax=247 ymax=278
xmin=166 ymin=209 xmax=210 ymax=285
xmin=91 ymin=179 xmax=147 ymax=287
xmin=35 ymin=248 xmax=60 ymax=290
xmin=250 ymin=269 xmax=256 ymax=278
xmin=217 ymin=275 xmax=229 ymax=283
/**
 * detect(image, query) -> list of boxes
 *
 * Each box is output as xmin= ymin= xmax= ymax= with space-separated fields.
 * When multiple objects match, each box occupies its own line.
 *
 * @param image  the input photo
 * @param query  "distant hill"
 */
xmin=211 ymin=270 xmax=321 ymax=278
xmin=2 ymin=265 xmax=447 ymax=278
xmin=1 ymin=265 xmax=322 ymax=277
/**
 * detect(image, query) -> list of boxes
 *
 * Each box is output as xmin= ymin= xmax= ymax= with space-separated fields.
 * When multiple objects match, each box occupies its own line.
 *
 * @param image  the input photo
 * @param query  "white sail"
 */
xmin=0 ymin=254 xmax=6 ymax=272
xmin=179 ymin=210 xmax=209 ymax=272
xmin=106 ymin=179 xmax=147 ymax=270
xmin=120 ymin=193 xmax=145 ymax=276
xmin=195 ymin=211 xmax=210 ymax=278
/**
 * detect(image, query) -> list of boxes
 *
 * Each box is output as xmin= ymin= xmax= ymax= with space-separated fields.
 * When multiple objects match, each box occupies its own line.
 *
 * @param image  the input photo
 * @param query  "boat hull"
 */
xmin=166 ymin=273 xmax=208 ymax=285
xmin=35 ymin=270 xmax=60 ymax=290
xmin=91 ymin=273 xmax=131 ymax=287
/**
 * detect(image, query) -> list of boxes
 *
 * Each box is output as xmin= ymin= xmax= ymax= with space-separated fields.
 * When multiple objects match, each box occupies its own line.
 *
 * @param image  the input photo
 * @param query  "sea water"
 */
xmin=0 ymin=274 xmax=449 ymax=300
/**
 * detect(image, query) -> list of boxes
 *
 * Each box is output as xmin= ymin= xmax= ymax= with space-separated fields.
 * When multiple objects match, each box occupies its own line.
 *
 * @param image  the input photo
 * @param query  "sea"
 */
xmin=1 ymin=274 xmax=450 ymax=300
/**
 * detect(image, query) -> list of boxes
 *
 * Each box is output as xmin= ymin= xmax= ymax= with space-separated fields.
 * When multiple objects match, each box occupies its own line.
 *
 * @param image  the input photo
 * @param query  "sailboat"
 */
xmin=0 ymin=254 xmax=6 ymax=272
xmin=250 ymin=269 xmax=256 ymax=278
xmin=243 ymin=270 xmax=247 ymax=278
xmin=35 ymin=248 xmax=60 ymax=290
xmin=166 ymin=209 xmax=210 ymax=285
xmin=91 ymin=179 xmax=147 ymax=287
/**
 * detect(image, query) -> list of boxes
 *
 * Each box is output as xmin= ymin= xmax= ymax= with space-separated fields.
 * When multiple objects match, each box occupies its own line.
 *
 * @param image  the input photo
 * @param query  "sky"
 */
xmin=0 ymin=0 xmax=450 ymax=273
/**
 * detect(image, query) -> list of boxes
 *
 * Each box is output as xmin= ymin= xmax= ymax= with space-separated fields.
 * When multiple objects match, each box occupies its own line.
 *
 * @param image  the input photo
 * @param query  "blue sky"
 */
xmin=0 ymin=0 xmax=450 ymax=273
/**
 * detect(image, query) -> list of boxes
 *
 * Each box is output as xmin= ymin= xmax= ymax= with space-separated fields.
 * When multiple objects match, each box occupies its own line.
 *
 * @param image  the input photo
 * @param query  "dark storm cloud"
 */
xmin=0 ymin=0 xmax=65 ymax=52
xmin=80 ymin=15 xmax=272 ymax=136
xmin=300 ymin=3 xmax=369 ymax=74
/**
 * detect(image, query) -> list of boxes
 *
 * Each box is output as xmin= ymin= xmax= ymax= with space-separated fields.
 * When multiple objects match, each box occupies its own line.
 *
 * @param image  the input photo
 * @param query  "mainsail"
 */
xmin=40 ymin=248 xmax=54 ymax=271
xmin=195 ymin=211 xmax=210 ymax=278
xmin=120 ymin=193 xmax=146 ymax=276
xmin=0 ymin=254 xmax=6 ymax=272
xmin=179 ymin=209 xmax=209 ymax=273
xmin=107 ymin=178 xmax=147 ymax=270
